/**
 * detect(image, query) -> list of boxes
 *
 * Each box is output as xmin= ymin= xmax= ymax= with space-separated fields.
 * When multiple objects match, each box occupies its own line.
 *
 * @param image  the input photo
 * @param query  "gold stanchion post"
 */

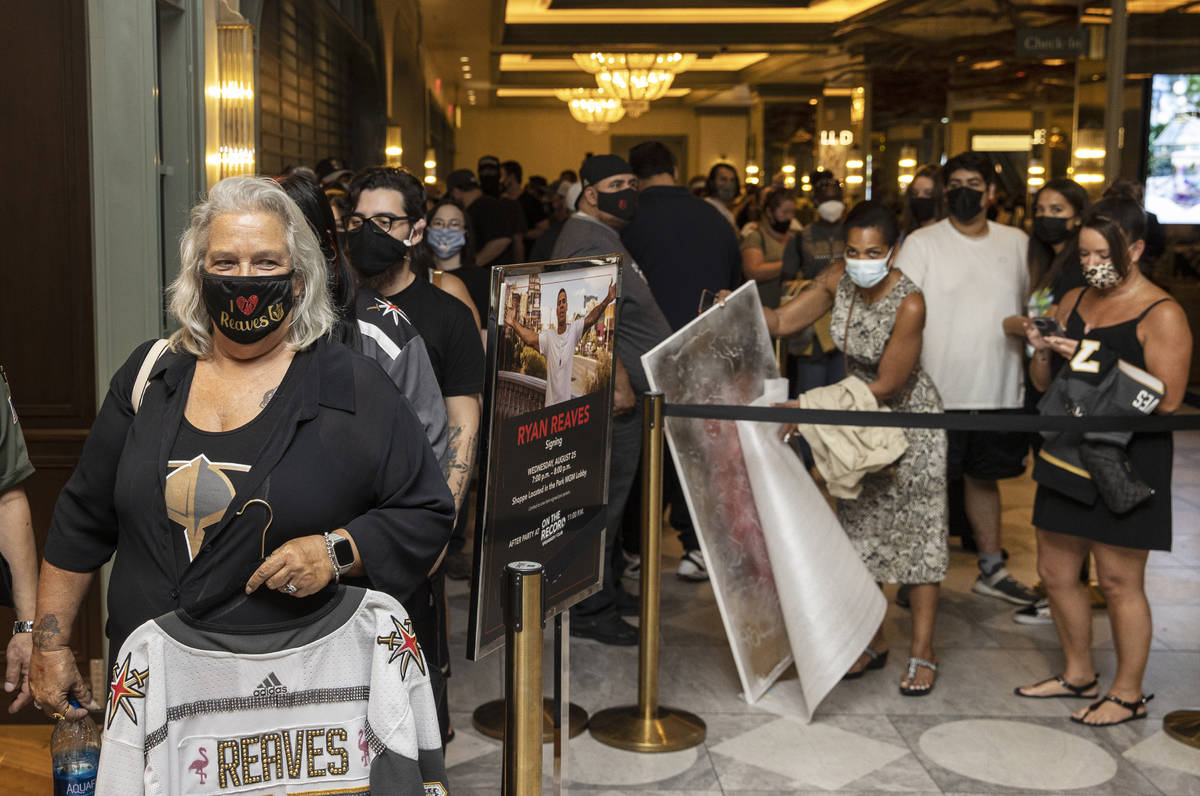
xmin=589 ymin=392 xmax=707 ymax=752
xmin=503 ymin=561 xmax=543 ymax=795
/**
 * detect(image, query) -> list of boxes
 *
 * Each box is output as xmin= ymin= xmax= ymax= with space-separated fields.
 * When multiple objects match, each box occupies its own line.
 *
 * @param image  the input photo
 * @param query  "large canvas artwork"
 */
xmin=642 ymin=283 xmax=791 ymax=702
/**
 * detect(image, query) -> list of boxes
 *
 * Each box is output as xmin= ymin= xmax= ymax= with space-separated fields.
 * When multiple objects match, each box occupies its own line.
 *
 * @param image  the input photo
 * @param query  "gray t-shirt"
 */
xmin=551 ymin=213 xmax=672 ymax=394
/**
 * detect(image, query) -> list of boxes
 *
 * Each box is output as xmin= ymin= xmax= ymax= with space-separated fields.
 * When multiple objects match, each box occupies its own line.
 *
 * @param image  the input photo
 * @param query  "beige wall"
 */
xmin=455 ymin=104 xmax=748 ymax=181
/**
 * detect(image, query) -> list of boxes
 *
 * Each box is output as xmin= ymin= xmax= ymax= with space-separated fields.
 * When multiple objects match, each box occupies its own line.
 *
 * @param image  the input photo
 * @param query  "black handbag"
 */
xmin=1078 ymin=441 xmax=1156 ymax=514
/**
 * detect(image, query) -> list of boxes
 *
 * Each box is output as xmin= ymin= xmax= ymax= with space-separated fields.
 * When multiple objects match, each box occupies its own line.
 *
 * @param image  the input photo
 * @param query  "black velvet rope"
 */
xmin=659 ymin=402 xmax=1200 ymax=433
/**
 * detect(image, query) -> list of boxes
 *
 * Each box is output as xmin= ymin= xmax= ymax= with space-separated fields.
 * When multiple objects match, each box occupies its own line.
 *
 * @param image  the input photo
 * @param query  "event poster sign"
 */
xmin=467 ymin=256 xmax=620 ymax=660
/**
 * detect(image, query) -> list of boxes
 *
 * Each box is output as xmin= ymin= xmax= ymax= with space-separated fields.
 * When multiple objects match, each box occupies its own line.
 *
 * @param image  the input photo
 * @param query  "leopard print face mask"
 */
xmin=1083 ymin=260 xmax=1121 ymax=289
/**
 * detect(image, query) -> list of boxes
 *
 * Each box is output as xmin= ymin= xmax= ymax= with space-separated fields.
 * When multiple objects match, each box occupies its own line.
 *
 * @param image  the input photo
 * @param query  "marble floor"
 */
xmin=442 ymin=431 xmax=1200 ymax=795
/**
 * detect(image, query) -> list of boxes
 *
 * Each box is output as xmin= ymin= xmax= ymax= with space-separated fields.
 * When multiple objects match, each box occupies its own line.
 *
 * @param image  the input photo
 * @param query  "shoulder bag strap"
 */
xmin=131 ymin=339 xmax=171 ymax=414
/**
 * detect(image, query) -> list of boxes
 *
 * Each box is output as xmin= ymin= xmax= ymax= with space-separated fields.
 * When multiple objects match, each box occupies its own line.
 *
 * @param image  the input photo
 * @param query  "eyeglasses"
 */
xmin=345 ymin=213 xmax=417 ymax=233
xmin=429 ymin=218 xmax=465 ymax=230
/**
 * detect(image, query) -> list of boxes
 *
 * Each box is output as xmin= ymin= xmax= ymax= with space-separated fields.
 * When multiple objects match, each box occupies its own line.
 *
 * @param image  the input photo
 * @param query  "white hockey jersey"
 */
xmin=97 ymin=586 xmax=448 ymax=796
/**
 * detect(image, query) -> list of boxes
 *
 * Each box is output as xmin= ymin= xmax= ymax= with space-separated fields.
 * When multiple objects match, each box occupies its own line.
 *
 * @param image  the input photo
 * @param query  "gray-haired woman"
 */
xmin=30 ymin=177 xmax=454 ymax=721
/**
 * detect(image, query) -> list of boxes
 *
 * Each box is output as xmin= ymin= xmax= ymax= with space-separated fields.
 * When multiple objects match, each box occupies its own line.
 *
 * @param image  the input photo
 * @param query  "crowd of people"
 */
xmin=0 ymin=141 xmax=1190 ymax=792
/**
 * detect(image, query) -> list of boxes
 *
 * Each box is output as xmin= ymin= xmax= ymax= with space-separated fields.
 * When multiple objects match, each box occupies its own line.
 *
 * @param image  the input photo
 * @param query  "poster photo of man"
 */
xmin=499 ymin=264 xmax=618 ymax=411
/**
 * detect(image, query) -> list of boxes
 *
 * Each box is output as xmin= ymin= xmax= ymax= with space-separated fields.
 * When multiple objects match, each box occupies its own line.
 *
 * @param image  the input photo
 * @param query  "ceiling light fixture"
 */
xmin=555 ymin=88 xmax=626 ymax=133
xmin=572 ymin=52 xmax=696 ymax=118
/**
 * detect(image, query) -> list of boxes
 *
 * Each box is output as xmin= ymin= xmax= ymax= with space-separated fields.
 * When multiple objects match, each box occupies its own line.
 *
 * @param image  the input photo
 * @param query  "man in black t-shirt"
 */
xmin=346 ymin=167 xmax=483 ymax=512
xmin=345 ymin=166 xmax=483 ymax=744
xmin=447 ymin=169 xmax=519 ymax=267
xmin=501 ymin=160 xmax=549 ymax=252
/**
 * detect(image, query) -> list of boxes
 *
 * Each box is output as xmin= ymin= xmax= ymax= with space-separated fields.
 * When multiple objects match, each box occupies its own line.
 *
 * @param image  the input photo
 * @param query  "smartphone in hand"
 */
xmin=1031 ymin=316 xmax=1065 ymax=337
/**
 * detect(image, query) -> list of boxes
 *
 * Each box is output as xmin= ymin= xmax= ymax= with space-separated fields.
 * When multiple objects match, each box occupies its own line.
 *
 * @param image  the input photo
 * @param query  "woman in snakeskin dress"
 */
xmin=766 ymin=200 xmax=947 ymax=696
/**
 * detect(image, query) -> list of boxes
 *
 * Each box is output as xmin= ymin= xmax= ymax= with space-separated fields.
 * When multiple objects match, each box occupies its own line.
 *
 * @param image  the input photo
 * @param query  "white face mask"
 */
xmin=817 ymin=199 xmax=845 ymax=223
xmin=844 ymin=250 xmax=892 ymax=288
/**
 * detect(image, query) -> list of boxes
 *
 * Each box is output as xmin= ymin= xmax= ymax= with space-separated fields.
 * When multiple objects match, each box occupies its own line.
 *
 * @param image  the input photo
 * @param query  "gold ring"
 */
xmin=51 ymin=712 xmax=65 ymax=721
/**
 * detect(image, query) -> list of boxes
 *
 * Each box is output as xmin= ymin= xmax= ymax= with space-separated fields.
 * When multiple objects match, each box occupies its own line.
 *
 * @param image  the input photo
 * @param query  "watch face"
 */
xmin=332 ymin=536 xmax=355 ymax=568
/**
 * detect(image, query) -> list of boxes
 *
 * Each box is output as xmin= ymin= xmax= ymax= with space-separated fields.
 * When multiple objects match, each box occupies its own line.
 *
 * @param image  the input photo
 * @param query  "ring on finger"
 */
xmin=283 ymin=583 xmax=298 ymax=594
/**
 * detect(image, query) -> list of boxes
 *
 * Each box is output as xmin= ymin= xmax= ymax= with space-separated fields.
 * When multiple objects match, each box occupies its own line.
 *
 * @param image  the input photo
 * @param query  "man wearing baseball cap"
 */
xmin=550 ymin=154 xmax=673 ymax=645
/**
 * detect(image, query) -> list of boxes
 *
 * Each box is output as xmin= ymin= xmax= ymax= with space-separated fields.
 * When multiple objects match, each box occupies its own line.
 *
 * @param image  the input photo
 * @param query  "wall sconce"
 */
xmin=898 ymin=145 xmax=917 ymax=189
xmin=781 ymin=162 xmax=796 ymax=189
xmin=424 ymin=147 xmax=437 ymax=185
xmin=846 ymin=149 xmax=865 ymax=185
xmin=206 ymin=5 xmax=255 ymax=180
xmin=800 ymin=173 xmax=811 ymax=192
xmin=386 ymin=126 xmax=403 ymax=167
xmin=1027 ymin=158 xmax=1045 ymax=187
xmin=745 ymin=162 xmax=760 ymax=185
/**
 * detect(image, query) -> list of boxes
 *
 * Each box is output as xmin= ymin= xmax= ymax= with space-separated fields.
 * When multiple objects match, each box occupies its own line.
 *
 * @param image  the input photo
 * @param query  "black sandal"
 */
xmin=1014 ymin=673 xmax=1099 ymax=700
xmin=842 ymin=648 xmax=888 ymax=680
xmin=1070 ymin=693 xmax=1154 ymax=726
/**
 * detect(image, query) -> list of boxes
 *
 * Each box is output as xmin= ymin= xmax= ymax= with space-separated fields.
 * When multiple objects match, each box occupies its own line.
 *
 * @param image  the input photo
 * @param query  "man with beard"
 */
xmin=344 ymin=166 xmax=483 ymax=742
xmin=894 ymin=151 xmax=1038 ymax=606
xmin=551 ymin=154 xmax=673 ymax=644
xmin=704 ymin=162 xmax=741 ymax=230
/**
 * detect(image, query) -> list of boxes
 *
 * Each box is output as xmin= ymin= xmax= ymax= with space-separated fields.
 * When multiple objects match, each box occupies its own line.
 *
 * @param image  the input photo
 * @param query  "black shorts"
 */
xmin=947 ymin=409 xmax=1029 ymax=481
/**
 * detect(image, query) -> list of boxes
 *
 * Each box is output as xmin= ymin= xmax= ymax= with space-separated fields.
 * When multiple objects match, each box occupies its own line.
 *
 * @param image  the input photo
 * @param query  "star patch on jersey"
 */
xmin=368 ymin=297 xmax=407 ymax=327
xmin=376 ymin=615 xmax=426 ymax=677
xmin=107 ymin=652 xmax=149 ymax=729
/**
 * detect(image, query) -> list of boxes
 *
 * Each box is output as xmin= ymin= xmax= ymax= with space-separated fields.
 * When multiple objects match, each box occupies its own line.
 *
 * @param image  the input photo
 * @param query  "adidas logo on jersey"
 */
xmin=252 ymin=672 xmax=287 ymax=698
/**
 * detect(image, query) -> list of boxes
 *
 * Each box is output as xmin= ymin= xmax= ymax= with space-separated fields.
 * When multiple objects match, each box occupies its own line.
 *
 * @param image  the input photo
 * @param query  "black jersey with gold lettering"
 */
xmin=96 ymin=586 xmax=447 ymax=796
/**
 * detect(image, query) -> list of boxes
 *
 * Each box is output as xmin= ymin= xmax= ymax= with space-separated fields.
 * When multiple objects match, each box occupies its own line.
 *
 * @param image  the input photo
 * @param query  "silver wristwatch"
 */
xmin=12 ymin=621 xmax=33 ymax=635
xmin=324 ymin=532 xmax=355 ymax=581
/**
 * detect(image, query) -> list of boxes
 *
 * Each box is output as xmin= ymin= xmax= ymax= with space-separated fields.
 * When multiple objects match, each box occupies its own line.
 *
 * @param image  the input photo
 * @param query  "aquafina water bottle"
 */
xmin=51 ymin=697 xmax=101 ymax=796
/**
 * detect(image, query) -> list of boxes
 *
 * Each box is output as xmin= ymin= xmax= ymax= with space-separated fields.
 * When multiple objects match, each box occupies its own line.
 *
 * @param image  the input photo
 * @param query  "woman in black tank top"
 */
xmin=1013 ymin=198 xmax=1192 ymax=726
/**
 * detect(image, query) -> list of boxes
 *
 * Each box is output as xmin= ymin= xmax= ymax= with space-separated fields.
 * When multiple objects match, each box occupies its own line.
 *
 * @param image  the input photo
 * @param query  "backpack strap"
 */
xmin=131 ymin=339 xmax=171 ymax=414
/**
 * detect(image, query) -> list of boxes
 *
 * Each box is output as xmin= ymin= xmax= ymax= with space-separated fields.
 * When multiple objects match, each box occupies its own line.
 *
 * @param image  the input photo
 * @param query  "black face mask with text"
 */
xmin=945 ymin=186 xmax=985 ymax=223
xmin=597 ymin=188 xmax=638 ymax=223
xmin=201 ymin=272 xmax=296 ymax=345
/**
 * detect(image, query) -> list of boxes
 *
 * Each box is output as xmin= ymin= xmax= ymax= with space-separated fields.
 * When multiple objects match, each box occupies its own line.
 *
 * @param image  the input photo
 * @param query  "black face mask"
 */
xmin=909 ymin=196 xmax=938 ymax=224
xmin=597 ymin=188 xmax=638 ymax=223
xmin=769 ymin=217 xmax=792 ymax=234
xmin=1032 ymin=215 xmax=1071 ymax=245
xmin=201 ymin=272 xmax=295 ymax=345
xmin=946 ymin=186 xmax=984 ymax=223
xmin=346 ymin=224 xmax=410 ymax=277
xmin=480 ymin=175 xmax=501 ymax=197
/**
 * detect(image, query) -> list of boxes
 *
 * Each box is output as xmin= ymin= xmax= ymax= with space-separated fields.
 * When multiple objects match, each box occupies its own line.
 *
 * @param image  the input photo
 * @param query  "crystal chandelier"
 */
xmin=572 ymin=52 xmax=696 ymax=117
xmin=555 ymin=88 xmax=626 ymax=133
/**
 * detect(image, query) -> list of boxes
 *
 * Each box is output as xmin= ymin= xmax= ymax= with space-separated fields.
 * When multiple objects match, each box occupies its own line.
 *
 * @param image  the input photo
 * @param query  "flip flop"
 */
xmin=899 ymin=657 xmax=937 ymax=696
xmin=1014 ymin=673 xmax=1100 ymax=699
xmin=1071 ymin=693 xmax=1154 ymax=727
xmin=843 ymin=648 xmax=888 ymax=680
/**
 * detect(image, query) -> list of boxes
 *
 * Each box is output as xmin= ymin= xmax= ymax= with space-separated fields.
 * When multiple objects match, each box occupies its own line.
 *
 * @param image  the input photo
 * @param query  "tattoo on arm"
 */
xmin=33 ymin=615 xmax=62 ymax=650
xmin=442 ymin=426 xmax=462 ymax=481
xmin=259 ymin=388 xmax=276 ymax=409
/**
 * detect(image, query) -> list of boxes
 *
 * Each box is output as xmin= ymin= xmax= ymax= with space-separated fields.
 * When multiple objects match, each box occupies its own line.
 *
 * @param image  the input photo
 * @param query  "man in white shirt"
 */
xmin=896 ymin=151 xmax=1038 ymax=606
xmin=506 ymin=282 xmax=615 ymax=407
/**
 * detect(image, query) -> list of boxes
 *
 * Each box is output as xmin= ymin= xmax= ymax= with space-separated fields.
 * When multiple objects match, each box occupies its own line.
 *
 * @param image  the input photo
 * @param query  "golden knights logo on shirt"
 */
xmin=165 ymin=455 xmax=252 ymax=560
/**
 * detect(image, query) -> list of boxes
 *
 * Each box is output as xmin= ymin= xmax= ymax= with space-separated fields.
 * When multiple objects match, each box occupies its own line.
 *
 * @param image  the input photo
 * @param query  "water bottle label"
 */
xmin=53 ymin=766 xmax=97 ymax=796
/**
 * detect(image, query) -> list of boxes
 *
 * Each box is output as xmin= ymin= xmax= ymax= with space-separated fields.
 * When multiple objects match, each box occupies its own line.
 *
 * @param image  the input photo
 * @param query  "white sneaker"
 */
xmin=1012 ymin=597 xmax=1053 ymax=625
xmin=677 ymin=550 xmax=708 ymax=582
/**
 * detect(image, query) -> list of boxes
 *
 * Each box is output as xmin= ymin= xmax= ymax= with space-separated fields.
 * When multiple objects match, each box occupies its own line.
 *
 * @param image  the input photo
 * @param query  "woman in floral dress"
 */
xmin=768 ymin=200 xmax=947 ymax=696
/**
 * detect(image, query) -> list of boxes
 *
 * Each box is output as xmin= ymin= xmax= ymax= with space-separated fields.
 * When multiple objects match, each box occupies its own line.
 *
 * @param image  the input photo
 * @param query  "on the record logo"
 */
xmin=252 ymin=672 xmax=287 ymax=698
